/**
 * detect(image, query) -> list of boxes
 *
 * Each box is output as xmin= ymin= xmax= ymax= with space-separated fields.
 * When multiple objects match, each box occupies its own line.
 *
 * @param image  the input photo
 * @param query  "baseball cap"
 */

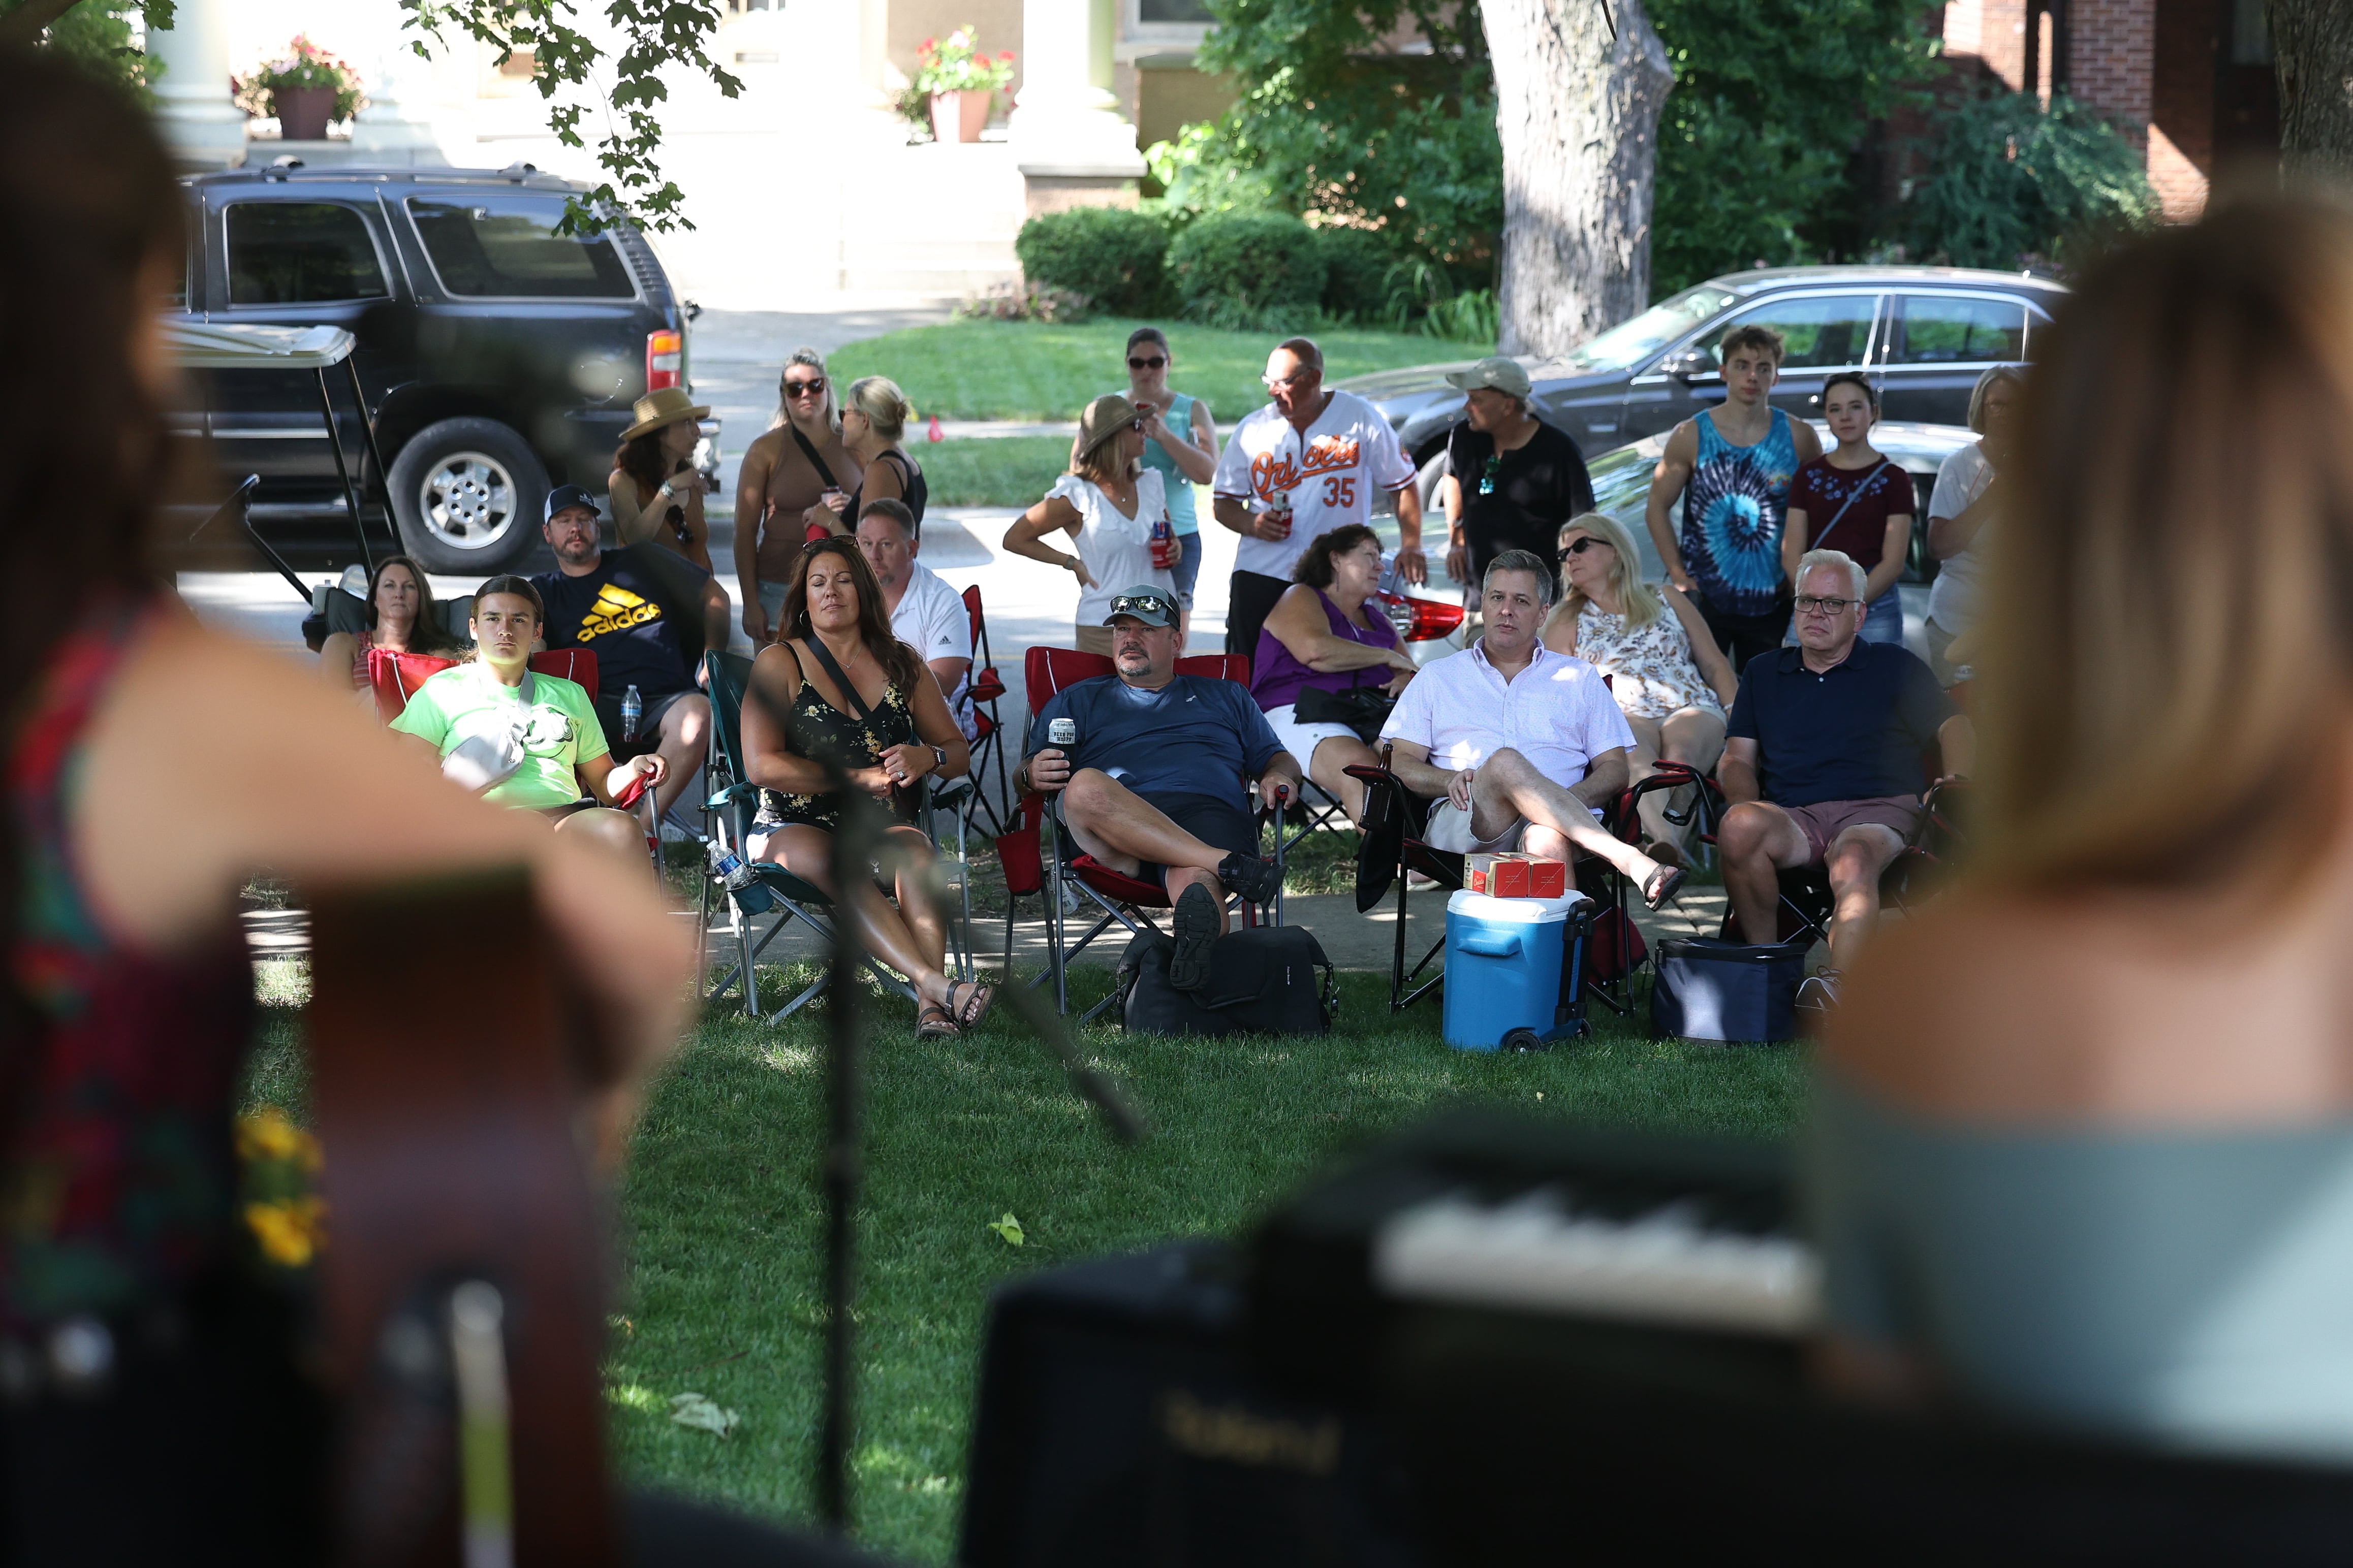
xmin=544 ymin=484 xmax=600 ymax=525
xmin=1102 ymin=587 xmax=1180 ymax=628
xmin=1444 ymin=356 xmax=1534 ymax=399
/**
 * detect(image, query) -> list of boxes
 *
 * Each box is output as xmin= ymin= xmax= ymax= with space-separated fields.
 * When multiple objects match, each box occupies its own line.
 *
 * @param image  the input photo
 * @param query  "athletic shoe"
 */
xmin=1216 ymin=851 xmax=1282 ymax=905
xmin=1169 ymin=883 xmax=1220 ymax=991
xmin=1795 ymin=969 xmax=1843 ymax=1015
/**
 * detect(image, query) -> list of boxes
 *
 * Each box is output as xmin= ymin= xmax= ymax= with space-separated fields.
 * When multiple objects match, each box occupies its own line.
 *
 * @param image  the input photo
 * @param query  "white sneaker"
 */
xmin=1795 ymin=970 xmax=1843 ymax=1014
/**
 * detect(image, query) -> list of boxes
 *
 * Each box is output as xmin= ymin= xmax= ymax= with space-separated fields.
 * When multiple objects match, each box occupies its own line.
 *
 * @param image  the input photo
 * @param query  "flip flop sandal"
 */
xmin=916 ymin=1004 xmax=958 ymax=1041
xmin=949 ymin=980 xmax=995 ymax=1033
xmin=1643 ymin=864 xmax=1688 ymax=912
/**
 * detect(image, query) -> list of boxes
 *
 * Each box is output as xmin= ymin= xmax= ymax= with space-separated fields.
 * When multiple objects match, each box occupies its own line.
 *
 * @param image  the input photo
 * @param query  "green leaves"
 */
xmin=397 ymin=0 xmax=741 ymax=232
xmin=1897 ymin=90 xmax=2157 ymax=270
xmin=987 ymin=1212 xmax=1025 ymax=1247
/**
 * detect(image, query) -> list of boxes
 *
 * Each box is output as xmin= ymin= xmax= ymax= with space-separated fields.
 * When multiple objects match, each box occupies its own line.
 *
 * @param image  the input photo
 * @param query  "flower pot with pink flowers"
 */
xmin=234 ymin=36 xmax=366 ymax=142
xmin=913 ymin=28 xmax=1014 ymax=145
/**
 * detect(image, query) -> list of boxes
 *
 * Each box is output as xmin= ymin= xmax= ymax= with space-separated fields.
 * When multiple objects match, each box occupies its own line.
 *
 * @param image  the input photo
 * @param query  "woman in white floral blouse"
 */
xmin=1541 ymin=510 xmax=1738 ymax=865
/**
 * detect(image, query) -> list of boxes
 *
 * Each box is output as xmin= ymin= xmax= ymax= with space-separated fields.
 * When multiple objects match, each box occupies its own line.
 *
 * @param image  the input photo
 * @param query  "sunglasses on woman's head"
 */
xmin=785 ymin=377 xmax=826 ymax=398
xmin=1558 ymin=536 xmax=1606 ymax=559
xmin=1127 ymin=355 xmax=1167 ymax=370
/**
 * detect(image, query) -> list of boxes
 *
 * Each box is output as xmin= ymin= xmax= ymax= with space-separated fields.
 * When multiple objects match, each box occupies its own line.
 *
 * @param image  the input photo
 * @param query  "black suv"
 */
xmin=171 ymin=162 xmax=706 ymax=572
xmin=1340 ymin=265 xmax=2068 ymax=471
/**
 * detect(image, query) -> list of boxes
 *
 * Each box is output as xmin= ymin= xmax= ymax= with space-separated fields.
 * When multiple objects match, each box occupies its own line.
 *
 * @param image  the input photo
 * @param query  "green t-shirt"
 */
xmin=389 ymin=662 xmax=609 ymax=810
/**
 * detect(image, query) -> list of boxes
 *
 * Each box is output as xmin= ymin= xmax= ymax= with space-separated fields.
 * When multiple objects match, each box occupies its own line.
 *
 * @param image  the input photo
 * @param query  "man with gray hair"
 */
xmin=1381 ymin=548 xmax=1686 ymax=909
xmin=1718 ymin=549 xmax=1973 ymax=1008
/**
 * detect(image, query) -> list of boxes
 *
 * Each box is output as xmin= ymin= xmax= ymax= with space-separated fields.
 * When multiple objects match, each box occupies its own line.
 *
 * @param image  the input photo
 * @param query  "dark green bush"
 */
xmin=1900 ymin=90 xmax=2156 ymax=269
xmin=1312 ymin=225 xmax=1398 ymax=321
xmin=1014 ymin=207 xmax=1169 ymax=315
xmin=1166 ymin=210 xmax=1328 ymax=329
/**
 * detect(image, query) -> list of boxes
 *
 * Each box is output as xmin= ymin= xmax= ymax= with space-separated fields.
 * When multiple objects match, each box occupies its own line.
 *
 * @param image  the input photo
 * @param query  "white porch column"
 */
xmin=148 ymin=0 xmax=247 ymax=169
xmin=352 ymin=5 xmax=447 ymax=162
xmin=1008 ymin=0 xmax=1143 ymax=211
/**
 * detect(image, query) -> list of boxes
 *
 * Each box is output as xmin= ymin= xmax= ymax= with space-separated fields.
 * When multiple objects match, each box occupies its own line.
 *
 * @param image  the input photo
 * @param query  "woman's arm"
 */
xmin=608 ymin=469 xmax=654 ymax=546
xmin=1865 ymin=509 xmax=1911 ymax=604
xmin=1264 ymin=585 xmax=1410 ymax=675
xmin=677 ymin=486 xmax=713 ymax=574
xmin=319 ymin=630 xmax=360 ymax=692
xmin=1781 ymin=505 xmax=1810 ymax=583
xmin=876 ymin=670 xmax=972 ymax=788
xmin=733 ymin=438 xmax=774 ymax=642
xmin=861 ymin=450 xmax=907 ymax=507
xmin=1667 ymin=585 xmax=1739 ymax=705
xmin=738 ymin=642 xmax=839 ymax=798
xmin=1147 ymin=400 xmax=1216 ymax=485
xmin=1002 ymin=496 xmax=1095 ymax=587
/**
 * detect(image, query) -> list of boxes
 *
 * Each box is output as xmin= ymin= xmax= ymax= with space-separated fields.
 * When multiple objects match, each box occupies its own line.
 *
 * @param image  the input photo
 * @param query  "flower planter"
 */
xmin=273 ymin=85 xmax=336 ymax=141
xmin=928 ymin=89 xmax=990 ymax=145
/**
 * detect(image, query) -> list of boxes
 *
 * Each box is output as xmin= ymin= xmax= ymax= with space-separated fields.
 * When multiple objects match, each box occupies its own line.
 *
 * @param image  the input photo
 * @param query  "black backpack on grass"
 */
xmin=1116 ymin=926 xmax=1335 ymax=1038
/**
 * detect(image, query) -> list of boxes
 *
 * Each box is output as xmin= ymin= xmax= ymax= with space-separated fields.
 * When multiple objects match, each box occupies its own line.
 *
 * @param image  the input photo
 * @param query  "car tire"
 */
xmin=1415 ymin=447 xmax=1452 ymax=515
xmin=387 ymin=417 xmax=548 ymax=573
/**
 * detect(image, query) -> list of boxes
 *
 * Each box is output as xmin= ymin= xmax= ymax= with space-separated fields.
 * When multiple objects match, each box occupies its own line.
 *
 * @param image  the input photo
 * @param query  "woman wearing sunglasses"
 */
xmin=1003 ymin=394 xmax=1178 ymax=656
xmin=1115 ymin=326 xmax=1217 ymax=628
xmin=733 ymin=348 xmax=861 ymax=647
xmin=1542 ymin=511 xmax=1736 ymax=866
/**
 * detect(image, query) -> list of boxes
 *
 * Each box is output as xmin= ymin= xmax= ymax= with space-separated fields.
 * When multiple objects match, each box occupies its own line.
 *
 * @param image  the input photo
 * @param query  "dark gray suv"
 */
xmin=171 ymin=162 xmax=709 ymax=572
xmin=1340 ymin=265 xmax=2067 ymax=472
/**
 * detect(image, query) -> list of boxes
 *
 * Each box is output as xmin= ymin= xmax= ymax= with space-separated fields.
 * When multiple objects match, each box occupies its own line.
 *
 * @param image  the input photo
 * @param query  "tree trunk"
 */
xmin=1483 ymin=0 xmax=1676 ymax=358
xmin=2269 ymin=0 xmax=2353 ymax=178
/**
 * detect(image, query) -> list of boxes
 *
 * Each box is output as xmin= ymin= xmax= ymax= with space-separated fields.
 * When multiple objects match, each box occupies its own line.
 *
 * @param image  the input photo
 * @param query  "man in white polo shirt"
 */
xmin=1380 ymin=548 xmax=1686 ymax=910
xmin=1212 ymin=335 xmax=1427 ymax=661
xmin=856 ymin=497 xmax=977 ymax=739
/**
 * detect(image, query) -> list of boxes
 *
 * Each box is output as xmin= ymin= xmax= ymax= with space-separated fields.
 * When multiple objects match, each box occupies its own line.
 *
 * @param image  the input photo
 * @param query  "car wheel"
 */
xmin=387 ymin=417 xmax=548 ymax=573
xmin=1415 ymin=447 xmax=1452 ymax=515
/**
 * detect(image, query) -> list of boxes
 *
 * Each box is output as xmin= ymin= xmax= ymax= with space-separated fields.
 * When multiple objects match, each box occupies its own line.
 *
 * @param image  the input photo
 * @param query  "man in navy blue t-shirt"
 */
xmin=1719 ymin=551 xmax=1972 ymax=1006
xmin=1021 ymin=586 xmax=1302 ymax=990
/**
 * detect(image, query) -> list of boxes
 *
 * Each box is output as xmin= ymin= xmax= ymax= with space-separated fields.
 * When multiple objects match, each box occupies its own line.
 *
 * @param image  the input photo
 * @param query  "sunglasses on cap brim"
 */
xmin=1107 ymin=594 xmax=1176 ymax=623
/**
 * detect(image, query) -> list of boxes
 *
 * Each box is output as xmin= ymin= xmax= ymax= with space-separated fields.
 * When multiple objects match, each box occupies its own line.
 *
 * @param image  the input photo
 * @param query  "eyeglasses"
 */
xmin=1262 ymin=369 xmax=1312 ymax=389
xmin=1127 ymin=355 xmax=1167 ymax=370
xmin=1108 ymin=594 xmax=1175 ymax=622
xmin=1128 ymin=417 xmax=1147 ymax=432
xmin=784 ymin=377 xmax=826 ymax=398
xmin=1793 ymin=595 xmax=1857 ymax=616
xmin=1557 ymin=536 xmax=1608 ymax=560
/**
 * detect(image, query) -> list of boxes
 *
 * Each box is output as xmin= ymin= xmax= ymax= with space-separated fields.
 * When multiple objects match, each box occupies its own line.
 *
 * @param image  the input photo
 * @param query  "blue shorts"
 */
xmin=1170 ymin=530 xmax=1203 ymax=607
xmin=1059 ymin=790 xmax=1255 ymax=889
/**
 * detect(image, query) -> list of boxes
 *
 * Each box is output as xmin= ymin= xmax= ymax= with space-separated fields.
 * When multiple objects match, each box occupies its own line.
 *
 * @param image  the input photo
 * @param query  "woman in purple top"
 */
xmin=1251 ymin=524 xmax=1418 ymax=823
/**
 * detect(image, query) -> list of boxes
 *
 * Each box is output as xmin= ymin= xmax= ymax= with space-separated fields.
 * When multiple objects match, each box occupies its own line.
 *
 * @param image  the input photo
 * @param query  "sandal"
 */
xmin=916 ymin=1004 xmax=958 ymax=1041
xmin=948 ymin=979 xmax=995 ymax=1033
xmin=1642 ymin=863 xmax=1688 ymax=912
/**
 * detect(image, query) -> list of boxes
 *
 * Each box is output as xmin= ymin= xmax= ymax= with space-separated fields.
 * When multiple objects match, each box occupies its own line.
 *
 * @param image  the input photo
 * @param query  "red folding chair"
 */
xmin=960 ymin=584 xmax=1012 ymax=838
xmin=367 ymin=646 xmax=600 ymax=722
xmin=995 ymin=646 xmax=1288 ymax=1019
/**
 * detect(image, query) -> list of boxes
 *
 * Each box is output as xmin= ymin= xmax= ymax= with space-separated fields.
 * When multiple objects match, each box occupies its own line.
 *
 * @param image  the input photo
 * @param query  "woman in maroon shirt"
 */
xmin=1780 ymin=373 xmax=1915 ymax=645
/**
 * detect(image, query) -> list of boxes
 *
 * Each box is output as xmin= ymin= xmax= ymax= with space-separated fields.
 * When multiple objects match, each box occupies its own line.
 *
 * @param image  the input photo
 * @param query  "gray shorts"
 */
xmin=1423 ymin=797 xmax=1605 ymax=854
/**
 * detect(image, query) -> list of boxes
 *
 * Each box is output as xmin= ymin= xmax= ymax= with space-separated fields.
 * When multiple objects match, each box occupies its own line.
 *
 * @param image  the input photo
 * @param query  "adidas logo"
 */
xmin=578 ymin=583 xmax=661 ymax=641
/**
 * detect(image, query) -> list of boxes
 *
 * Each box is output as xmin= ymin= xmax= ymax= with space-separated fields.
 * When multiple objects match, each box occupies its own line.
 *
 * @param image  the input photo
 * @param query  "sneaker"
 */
xmin=1168 ymin=882 xmax=1220 ymax=991
xmin=1216 ymin=850 xmax=1281 ymax=905
xmin=1795 ymin=969 xmax=1843 ymax=1015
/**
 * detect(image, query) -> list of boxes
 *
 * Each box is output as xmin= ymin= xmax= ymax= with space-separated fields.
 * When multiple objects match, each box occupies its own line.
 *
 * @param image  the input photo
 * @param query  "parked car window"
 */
xmin=1561 ymin=284 xmax=1737 ymax=375
xmin=225 ymin=202 xmax=389 ymax=306
xmin=1892 ymin=294 xmax=2028 ymax=364
xmin=406 ymin=196 xmax=637 ymax=299
xmin=1705 ymin=294 xmax=1878 ymax=370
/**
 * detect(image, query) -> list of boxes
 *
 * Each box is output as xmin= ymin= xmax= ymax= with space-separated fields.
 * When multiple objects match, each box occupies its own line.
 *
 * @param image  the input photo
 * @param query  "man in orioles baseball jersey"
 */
xmin=1211 ymin=336 xmax=1427 ymax=660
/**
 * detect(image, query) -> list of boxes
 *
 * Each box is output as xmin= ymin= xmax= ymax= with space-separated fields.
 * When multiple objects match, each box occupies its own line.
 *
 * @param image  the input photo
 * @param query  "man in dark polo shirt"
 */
xmin=1718 ymin=549 xmax=1972 ymax=1008
xmin=1439 ymin=357 xmax=1594 ymax=594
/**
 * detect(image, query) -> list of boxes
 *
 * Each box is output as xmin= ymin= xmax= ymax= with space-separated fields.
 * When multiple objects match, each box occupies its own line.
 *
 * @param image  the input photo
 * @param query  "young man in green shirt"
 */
xmin=391 ymin=576 xmax=666 ymax=863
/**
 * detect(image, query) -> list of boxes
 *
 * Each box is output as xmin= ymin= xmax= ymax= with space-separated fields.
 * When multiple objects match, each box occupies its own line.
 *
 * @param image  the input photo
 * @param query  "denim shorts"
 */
xmin=1170 ymin=530 xmax=1203 ymax=606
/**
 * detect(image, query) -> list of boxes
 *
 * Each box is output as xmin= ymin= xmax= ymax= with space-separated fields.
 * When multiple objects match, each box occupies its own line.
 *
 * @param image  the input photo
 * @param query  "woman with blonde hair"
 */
xmin=734 ymin=346 xmax=861 ymax=645
xmin=837 ymin=374 xmax=927 ymax=532
xmin=1002 ymin=394 xmax=1178 ymax=655
xmin=1541 ymin=510 xmax=1735 ymax=863
xmin=1813 ymin=196 xmax=2353 ymax=1459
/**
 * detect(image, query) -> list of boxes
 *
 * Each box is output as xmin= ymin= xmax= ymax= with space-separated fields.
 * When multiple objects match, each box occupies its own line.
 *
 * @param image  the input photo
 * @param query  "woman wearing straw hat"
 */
xmin=608 ymin=386 xmax=713 ymax=572
xmin=1003 ymin=394 xmax=1178 ymax=656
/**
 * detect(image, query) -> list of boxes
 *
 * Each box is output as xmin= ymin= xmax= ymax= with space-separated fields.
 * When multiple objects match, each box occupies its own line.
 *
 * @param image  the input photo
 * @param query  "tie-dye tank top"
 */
xmin=1681 ymin=407 xmax=1799 ymax=617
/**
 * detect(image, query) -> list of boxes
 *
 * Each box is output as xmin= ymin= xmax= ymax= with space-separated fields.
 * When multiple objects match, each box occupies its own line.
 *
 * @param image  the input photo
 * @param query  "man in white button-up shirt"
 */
xmin=1381 ymin=549 xmax=1686 ymax=910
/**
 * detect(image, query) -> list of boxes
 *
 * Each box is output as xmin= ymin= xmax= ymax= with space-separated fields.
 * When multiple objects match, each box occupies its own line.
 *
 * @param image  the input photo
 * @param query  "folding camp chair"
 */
xmin=995 ymin=647 xmax=1288 ymax=1020
xmin=1722 ymin=776 xmax=1972 ymax=949
xmin=697 ymin=650 xmax=920 ymax=1021
xmin=960 ymin=584 xmax=1012 ymax=838
xmin=366 ymin=645 xmax=598 ymax=722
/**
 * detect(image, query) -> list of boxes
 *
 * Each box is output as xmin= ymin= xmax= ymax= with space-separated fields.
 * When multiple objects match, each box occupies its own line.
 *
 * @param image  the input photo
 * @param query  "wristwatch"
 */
xmin=930 ymin=744 xmax=948 ymax=771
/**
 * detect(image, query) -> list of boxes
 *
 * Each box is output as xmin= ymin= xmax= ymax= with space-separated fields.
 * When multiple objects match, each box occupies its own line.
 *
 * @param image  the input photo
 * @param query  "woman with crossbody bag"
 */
xmin=1781 ymin=373 xmax=1915 ymax=645
xmin=733 ymin=349 xmax=863 ymax=646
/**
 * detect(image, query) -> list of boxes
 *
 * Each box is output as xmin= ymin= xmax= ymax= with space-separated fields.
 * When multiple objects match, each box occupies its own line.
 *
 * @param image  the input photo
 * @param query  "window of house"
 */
xmin=225 ymin=202 xmax=390 ymax=306
xmin=1893 ymin=295 xmax=2028 ymax=365
xmin=406 ymin=196 xmax=637 ymax=299
xmin=1708 ymin=294 xmax=1879 ymax=370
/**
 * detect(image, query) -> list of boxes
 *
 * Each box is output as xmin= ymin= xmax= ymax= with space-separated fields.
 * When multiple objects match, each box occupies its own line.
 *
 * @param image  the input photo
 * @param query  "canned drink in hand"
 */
xmin=1047 ymin=717 xmax=1078 ymax=749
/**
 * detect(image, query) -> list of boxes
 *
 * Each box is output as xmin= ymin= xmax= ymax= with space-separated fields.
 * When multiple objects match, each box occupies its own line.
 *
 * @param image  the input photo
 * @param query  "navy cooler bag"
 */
xmin=1650 ymin=938 xmax=1809 ymax=1043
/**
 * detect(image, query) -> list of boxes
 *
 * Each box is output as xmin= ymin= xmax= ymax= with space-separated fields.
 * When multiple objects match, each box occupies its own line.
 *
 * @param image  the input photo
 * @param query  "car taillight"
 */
xmin=1378 ymin=590 xmax=1465 ymax=642
xmin=646 ymin=329 xmax=682 ymax=391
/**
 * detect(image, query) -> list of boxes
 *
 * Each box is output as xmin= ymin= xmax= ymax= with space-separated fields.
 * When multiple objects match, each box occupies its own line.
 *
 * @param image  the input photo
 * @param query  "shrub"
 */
xmin=1423 ymin=288 xmax=1498 ymax=346
xmin=1166 ymin=210 xmax=1328 ymax=330
xmin=1312 ymin=226 xmax=1398 ymax=321
xmin=955 ymin=281 xmax=1094 ymax=322
xmin=1015 ymin=207 xmax=1168 ymax=316
xmin=1900 ymin=90 xmax=2157 ymax=270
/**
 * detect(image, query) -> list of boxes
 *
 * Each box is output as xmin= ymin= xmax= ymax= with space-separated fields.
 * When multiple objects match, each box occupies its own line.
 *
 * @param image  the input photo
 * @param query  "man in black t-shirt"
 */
xmin=530 ymin=485 xmax=731 ymax=815
xmin=1440 ymin=357 xmax=1594 ymax=596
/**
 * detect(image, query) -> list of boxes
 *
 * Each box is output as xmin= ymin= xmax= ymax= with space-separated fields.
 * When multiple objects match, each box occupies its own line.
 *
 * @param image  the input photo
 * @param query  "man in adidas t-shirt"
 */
xmin=1211 ymin=336 xmax=1425 ymax=661
xmin=531 ymin=485 xmax=730 ymax=816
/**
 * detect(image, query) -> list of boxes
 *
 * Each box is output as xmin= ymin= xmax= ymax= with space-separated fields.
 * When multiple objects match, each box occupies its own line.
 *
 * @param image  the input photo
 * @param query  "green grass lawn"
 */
xmin=828 ymin=317 xmax=1461 ymax=424
xmin=911 ymin=435 xmax=1072 ymax=510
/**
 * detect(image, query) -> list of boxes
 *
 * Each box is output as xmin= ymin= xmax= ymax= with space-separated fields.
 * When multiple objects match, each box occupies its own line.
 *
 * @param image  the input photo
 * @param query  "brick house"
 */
xmin=1933 ymin=0 xmax=2279 ymax=218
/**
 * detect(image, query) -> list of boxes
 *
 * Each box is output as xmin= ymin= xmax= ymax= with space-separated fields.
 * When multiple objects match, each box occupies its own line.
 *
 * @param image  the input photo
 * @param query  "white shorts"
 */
xmin=1423 ymin=795 xmax=1606 ymax=853
xmin=1263 ymin=703 xmax=1361 ymax=774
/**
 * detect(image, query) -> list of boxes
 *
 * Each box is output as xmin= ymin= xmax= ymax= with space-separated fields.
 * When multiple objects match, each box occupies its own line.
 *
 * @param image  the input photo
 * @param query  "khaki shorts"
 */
xmin=1424 ymin=798 xmax=1526 ymax=854
xmin=1782 ymin=795 xmax=1923 ymax=866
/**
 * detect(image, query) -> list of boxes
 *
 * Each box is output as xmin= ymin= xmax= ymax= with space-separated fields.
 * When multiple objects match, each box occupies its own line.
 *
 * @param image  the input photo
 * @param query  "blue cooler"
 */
xmin=1442 ymin=889 xmax=1587 ymax=1051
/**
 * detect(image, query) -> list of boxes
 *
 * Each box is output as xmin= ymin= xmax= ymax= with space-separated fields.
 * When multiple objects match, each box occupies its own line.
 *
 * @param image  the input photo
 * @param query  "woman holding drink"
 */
xmin=1003 ymin=394 xmax=1179 ymax=656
